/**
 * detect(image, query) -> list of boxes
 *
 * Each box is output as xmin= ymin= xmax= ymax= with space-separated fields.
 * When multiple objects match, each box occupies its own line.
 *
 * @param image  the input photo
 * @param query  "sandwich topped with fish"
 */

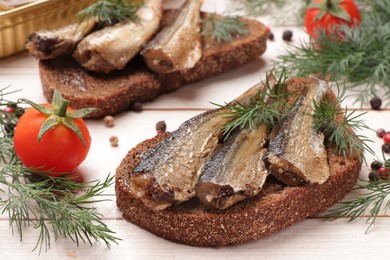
xmin=115 ymin=72 xmax=364 ymax=247
xmin=26 ymin=0 xmax=268 ymax=118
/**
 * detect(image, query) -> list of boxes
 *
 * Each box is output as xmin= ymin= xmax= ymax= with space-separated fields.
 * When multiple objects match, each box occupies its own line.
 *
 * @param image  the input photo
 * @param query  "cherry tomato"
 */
xmin=14 ymin=104 xmax=91 ymax=173
xmin=304 ymin=0 xmax=361 ymax=41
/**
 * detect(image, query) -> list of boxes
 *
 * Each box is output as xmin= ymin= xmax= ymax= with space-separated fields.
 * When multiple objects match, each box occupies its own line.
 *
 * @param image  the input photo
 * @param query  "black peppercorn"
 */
xmin=268 ymin=32 xmax=274 ymax=41
xmin=4 ymin=122 xmax=15 ymax=134
xmin=282 ymin=30 xmax=293 ymax=41
xmin=369 ymin=96 xmax=382 ymax=110
xmin=371 ymin=160 xmax=383 ymax=171
xmin=156 ymin=120 xmax=167 ymax=132
xmin=382 ymin=143 xmax=390 ymax=153
xmin=376 ymin=128 xmax=386 ymax=138
xmin=369 ymin=171 xmax=381 ymax=181
xmin=130 ymin=101 xmax=143 ymax=112
xmin=14 ymin=107 xmax=25 ymax=117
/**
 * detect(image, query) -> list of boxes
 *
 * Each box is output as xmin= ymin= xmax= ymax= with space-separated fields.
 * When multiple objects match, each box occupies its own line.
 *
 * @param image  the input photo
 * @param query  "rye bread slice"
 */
xmin=38 ymin=12 xmax=267 ymax=119
xmin=115 ymin=132 xmax=361 ymax=247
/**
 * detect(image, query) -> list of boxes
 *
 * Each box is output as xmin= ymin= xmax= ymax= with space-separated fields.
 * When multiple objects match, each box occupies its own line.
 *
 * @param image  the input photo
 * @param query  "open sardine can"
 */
xmin=0 ymin=0 xmax=96 ymax=58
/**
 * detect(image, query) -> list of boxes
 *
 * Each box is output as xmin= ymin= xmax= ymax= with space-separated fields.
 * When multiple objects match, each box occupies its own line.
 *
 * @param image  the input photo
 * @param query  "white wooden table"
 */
xmin=1 ymin=1 xmax=389 ymax=259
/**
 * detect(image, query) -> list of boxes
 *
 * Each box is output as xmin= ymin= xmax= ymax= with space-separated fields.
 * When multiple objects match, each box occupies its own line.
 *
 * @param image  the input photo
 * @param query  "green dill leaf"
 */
xmin=202 ymin=14 xmax=249 ymax=44
xmin=214 ymin=69 xmax=290 ymax=137
xmin=0 ymin=87 xmax=23 ymax=138
xmin=326 ymin=178 xmax=390 ymax=232
xmin=77 ymin=0 xmax=143 ymax=27
xmin=0 ymin=162 xmax=121 ymax=253
xmin=312 ymin=83 xmax=374 ymax=161
xmin=276 ymin=0 xmax=390 ymax=105
xmin=233 ymin=0 xmax=311 ymax=25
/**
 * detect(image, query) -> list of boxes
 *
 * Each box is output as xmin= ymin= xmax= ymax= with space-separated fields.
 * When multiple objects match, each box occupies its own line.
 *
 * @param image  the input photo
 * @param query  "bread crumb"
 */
xmin=109 ymin=136 xmax=119 ymax=147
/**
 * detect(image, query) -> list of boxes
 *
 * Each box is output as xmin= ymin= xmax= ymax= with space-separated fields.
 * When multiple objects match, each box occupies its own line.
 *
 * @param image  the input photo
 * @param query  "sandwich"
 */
xmin=26 ymin=0 xmax=268 ymax=119
xmin=115 ymin=75 xmax=362 ymax=247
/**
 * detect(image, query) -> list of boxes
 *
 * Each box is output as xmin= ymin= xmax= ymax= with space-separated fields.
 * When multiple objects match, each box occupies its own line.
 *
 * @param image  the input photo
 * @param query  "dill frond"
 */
xmin=0 ymin=86 xmax=22 ymax=137
xmin=77 ymin=0 xmax=143 ymax=27
xmin=312 ymin=84 xmax=374 ymax=161
xmin=231 ymin=0 xmax=311 ymax=25
xmin=202 ymin=14 xmax=249 ymax=44
xmin=326 ymin=178 xmax=390 ymax=232
xmin=277 ymin=0 xmax=390 ymax=105
xmin=214 ymin=69 xmax=290 ymax=137
xmin=237 ymin=0 xmax=309 ymax=14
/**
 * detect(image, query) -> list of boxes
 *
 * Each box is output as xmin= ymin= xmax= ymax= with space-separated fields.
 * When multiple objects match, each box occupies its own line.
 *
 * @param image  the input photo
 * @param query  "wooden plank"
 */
xmin=1 ymin=1 xmax=389 ymax=258
xmin=0 ymin=218 xmax=389 ymax=259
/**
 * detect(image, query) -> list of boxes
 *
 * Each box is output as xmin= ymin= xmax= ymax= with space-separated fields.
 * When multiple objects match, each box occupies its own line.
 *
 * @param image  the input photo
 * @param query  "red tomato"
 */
xmin=14 ymin=104 xmax=91 ymax=173
xmin=304 ymin=0 xmax=361 ymax=40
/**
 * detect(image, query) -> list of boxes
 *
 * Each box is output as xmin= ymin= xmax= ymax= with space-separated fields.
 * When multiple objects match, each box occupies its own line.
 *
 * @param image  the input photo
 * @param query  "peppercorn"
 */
xmin=383 ymin=132 xmax=390 ymax=144
xmin=381 ymin=174 xmax=390 ymax=180
xmin=369 ymin=96 xmax=382 ymax=110
xmin=4 ymin=122 xmax=15 ymax=134
xmin=282 ymin=30 xmax=293 ymax=41
xmin=131 ymin=102 xmax=143 ymax=112
xmin=109 ymin=136 xmax=119 ymax=147
xmin=382 ymin=143 xmax=390 ymax=153
xmin=369 ymin=171 xmax=381 ymax=181
xmin=370 ymin=160 xmax=383 ymax=171
xmin=378 ymin=167 xmax=390 ymax=180
xmin=268 ymin=32 xmax=274 ymax=41
xmin=14 ymin=107 xmax=25 ymax=117
xmin=3 ymin=106 xmax=14 ymax=113
xmin=376 ymin=128 xmax=386 ymax=138
xmin=156 ymin=120 xmax=167 ymax=132
xmin=103 ymin=115 xmax=115 ymax=127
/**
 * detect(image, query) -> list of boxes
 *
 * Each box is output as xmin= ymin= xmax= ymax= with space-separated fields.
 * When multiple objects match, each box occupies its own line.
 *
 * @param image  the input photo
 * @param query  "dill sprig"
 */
xmin=214 ymin=69 xmax=289 ymax=137
xmin=231 ymin=0 xmax=310 ymax=25
xmin=0 ymin=88 xmax=120 ymax=252
xmin=0 ymin=87 xmax=23 ymax=136
xmin=276 ymin=0 xmax=390 ymax=104
xmin=202 ymin=14 xmax=249 ymax=44
xmin=77 ymin=0 xmax=143 ymax=27
xmin=312 ymin=85 xmax=374 ymax=160
xmin=326 ymin=177 xmax=390 ymax=232
xmin=236 ymin=0 xmax=307 ymax=14
xmin=239 ymin=0 xmax=289 ymax=11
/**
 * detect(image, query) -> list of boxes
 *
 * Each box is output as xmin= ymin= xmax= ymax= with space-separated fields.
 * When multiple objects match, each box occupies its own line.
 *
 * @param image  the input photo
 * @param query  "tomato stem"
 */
xmin=57 ymin=100 xmax=70 ymax=117
xmin=19 ymin=90 xmax=95 ymax=148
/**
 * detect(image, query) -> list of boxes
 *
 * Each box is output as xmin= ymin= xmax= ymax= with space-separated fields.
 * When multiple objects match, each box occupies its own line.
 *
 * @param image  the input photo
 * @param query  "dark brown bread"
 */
xmin=115 ymin=132 xmax=361 ymax=247
xmin=38 ymin=12 xmax=267 ymax=119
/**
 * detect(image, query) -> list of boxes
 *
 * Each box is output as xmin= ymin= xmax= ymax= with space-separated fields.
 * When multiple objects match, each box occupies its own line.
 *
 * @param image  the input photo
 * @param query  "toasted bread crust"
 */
xmin=39 ymin=12 xmax=267 ymax=119
xmin=115 ymin=132 xmax=361 ymax=247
